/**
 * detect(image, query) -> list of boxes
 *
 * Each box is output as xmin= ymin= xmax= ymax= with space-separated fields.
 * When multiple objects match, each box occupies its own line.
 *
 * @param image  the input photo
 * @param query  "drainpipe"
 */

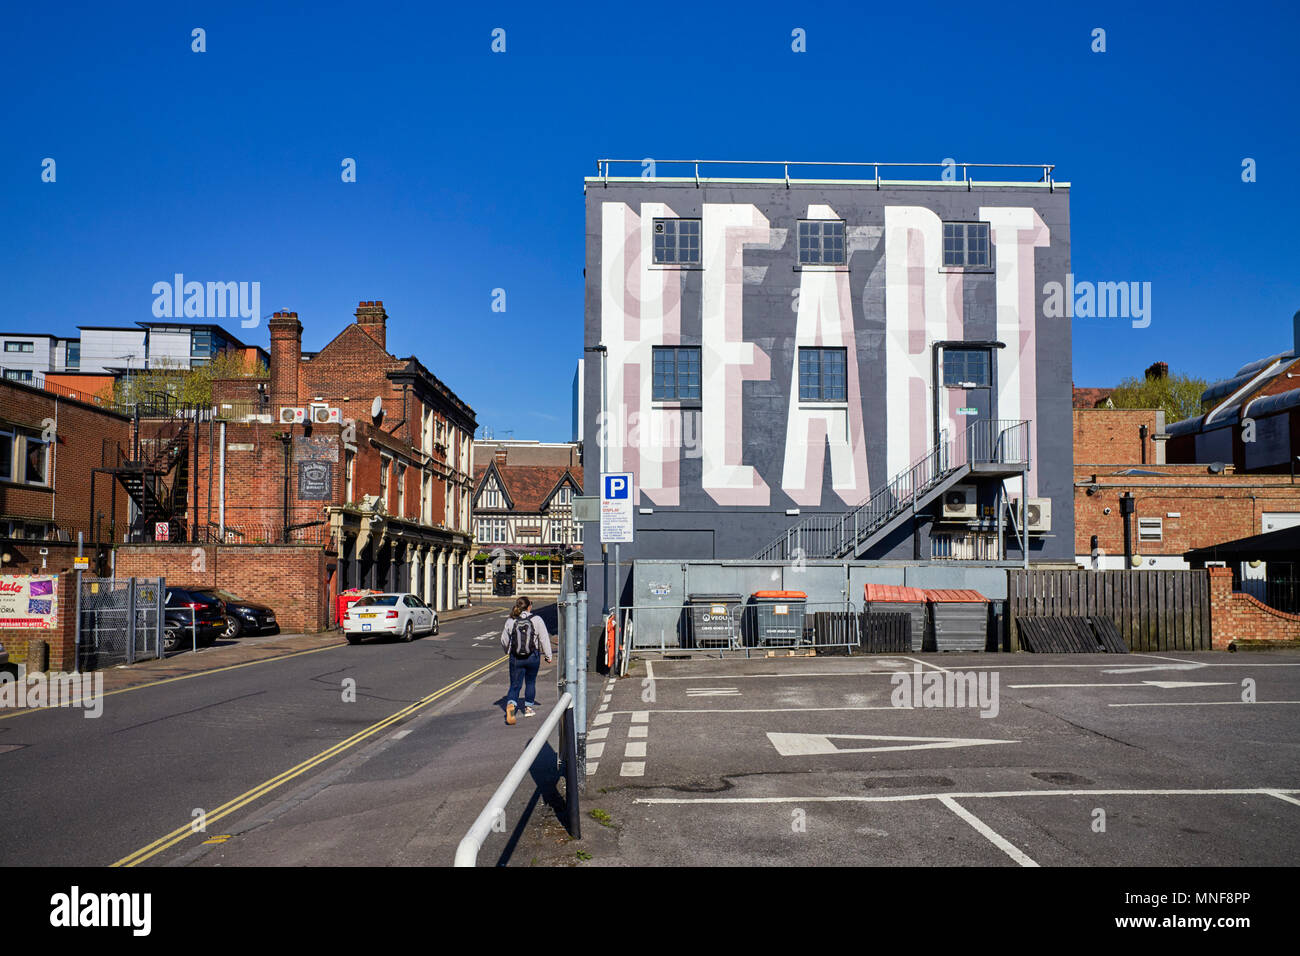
xmin=1139 ymin=424 xmax=1148 ymax=465
xmin=1120 ymin=493 xmax=1136 ymax=570
xmin=281 ymin=432 xmax=292 ymax=543
xmin=218 ymin=420 xmax=226 ymax=540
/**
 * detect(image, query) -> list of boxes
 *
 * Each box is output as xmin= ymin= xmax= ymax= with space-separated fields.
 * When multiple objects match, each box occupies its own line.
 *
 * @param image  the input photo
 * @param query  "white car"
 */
xmin=343 ymin=593 xmax=439 ymax=644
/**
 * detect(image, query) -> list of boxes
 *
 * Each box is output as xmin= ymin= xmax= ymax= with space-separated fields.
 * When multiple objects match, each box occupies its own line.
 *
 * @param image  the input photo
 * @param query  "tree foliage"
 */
xmin=109 ymin=351 xmax=268 ymax=412
xmin=1106 ymin=372 xmax=1208 ymax=424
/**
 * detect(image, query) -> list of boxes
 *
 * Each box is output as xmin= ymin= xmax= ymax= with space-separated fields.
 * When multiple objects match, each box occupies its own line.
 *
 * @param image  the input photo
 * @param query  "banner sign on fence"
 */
xmin=0 ymin=575 xmax=59 ymax=629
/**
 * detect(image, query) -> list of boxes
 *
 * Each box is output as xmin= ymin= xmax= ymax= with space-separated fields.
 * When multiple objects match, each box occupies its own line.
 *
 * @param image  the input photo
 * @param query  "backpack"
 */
xmin=510 ymin=615 xmax=537 ymax=659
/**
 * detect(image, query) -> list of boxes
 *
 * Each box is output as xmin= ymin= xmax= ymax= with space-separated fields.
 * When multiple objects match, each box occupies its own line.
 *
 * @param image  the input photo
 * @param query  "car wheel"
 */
xmin=345 ymin=633 xmax=363 ymax=645
xmin=431 ymin=618 xmax=439 ymax=636
xmin=401 ymin=621 xmax=414 ymax=643
xmin=225 ymin=617 xmax=242 ymax=639
xmin=163 ymin=627 xmax=180 ymax=653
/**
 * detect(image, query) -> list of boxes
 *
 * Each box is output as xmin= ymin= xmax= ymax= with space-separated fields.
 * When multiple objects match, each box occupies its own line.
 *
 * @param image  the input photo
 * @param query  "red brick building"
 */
xmin=114 ymin=301 xmax=477 ymax=629
xmin=0 ymin=378 xmax=131 ymax=575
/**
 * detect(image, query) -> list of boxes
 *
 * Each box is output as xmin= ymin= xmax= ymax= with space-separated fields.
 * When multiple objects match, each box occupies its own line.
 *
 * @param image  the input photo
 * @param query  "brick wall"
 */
xmin=1074 ymin=408 xmax=1161 ymax=464
xmin=0 ymin=571 xmax=76 ymax=671
xmin=1074 ymin=468 xmax=1300 ymax=557
xmin=1208 ymin=566 xmax=1300 ymax=649
xmin=114 ymin=545 xmax=331 ymax=632
xmin=0 ymin=380 xmax=131 ymax=546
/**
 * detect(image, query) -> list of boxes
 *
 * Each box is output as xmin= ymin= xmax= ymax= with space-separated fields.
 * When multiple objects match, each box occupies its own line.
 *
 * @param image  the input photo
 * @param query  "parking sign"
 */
xmin=600 ymin=472 xmax=634 ymax=543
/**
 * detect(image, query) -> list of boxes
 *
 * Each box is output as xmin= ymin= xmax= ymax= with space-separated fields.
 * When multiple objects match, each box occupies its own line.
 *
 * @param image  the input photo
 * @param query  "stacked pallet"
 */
xmin=1017 ymin=615 xmax=1130 ymax=653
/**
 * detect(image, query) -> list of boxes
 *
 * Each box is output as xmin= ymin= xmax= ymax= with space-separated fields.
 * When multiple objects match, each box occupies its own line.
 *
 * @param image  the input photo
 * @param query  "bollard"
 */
xmin=563 ymin=703 xmax=581 ymax=838
xmin=27 ymin=639 xmax=49 ymax=674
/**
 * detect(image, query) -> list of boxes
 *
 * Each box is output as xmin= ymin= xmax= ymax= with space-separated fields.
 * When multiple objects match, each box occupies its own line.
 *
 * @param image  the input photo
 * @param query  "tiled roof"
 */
xmin=1073 ymin=387 xmax=1114 ymax=409
xmin=473 ymin=463 xmax=581 ymax=513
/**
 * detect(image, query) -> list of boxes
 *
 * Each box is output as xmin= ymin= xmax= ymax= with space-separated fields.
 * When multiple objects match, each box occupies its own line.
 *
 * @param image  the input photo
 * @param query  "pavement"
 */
xmin=513 ymin=650 xmax=1300 ymax=866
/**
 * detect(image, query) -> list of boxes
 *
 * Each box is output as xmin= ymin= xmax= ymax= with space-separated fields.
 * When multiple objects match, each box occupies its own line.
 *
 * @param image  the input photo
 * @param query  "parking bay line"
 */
xmin=111 ymin=655 xmax=508 ymax=867
xmin=634 ymin=786 xmax=1300 ymax=806
xmin=1108 ymin=700 xmax=1300 ymax=708
xmin=938 ymin=795 xmax=1038 ymax=867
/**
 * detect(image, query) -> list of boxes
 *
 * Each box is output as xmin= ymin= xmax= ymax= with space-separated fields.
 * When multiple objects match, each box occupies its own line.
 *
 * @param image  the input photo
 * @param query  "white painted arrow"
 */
xmin=1102 ymin=663 xmax=1206 ymax=674
xmin=767 ymin=732 xmax=1017 ymax=757
xmin=1011 ymin=681 xmax=1232 ymax=690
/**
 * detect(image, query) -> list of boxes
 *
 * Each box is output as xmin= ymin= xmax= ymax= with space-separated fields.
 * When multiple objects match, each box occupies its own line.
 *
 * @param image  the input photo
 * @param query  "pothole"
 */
xmin=1031 ymin=771 xmax=1094 ymax=786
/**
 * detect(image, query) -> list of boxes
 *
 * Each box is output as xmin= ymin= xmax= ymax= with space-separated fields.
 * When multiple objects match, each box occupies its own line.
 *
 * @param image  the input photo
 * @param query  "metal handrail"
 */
xmin=596 ymin=159 xmax=1056 ymax=190
xmin=453 ymin=691 xmax=575 ymax=867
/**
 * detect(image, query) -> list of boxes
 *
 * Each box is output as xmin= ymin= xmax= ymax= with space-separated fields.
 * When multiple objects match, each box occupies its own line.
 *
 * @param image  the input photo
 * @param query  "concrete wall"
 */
xmin=583 ymin=177 xmax=1074 ymax=612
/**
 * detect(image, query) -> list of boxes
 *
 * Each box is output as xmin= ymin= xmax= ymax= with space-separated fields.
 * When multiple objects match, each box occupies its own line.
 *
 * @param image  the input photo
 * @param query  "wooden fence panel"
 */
xmin=1008 ymin=569 xmax=1212 ymax=652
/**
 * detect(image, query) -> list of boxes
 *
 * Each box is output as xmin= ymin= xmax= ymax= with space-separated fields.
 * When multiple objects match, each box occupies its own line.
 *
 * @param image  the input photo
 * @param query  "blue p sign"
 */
xmin=605 ymin=475 xmax=629 ymax=499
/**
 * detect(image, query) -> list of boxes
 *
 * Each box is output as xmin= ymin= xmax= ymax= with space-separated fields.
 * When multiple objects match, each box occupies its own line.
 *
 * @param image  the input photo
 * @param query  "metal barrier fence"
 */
xmin=77 ymin=577 xmax=165 ymax=671
xmin=616 ymin=600 xmax=868 ymax=655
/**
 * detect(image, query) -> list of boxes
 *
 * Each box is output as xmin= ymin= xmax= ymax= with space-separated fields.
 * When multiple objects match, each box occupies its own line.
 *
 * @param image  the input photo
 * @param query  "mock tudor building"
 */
xmin=582 ymin=160 xmax=1075 ymax=610
xmin=114 ymin=301 xmax=477 ymax=629
xmin=470 ymin=440 xmax=584 ymax=599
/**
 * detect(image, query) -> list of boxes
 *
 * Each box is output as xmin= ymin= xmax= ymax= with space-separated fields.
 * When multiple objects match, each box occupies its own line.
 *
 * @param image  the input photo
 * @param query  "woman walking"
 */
xmin=500 ymin=596 xmax=552 ymax=725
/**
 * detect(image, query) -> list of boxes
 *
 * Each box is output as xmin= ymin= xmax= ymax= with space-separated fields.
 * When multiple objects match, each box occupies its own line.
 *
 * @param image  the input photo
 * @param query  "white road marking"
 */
xmin=593 ymin=713 xmax=612 ymax=726
xmin=1011 ymin=681 xmax=1233 ymax=689
xmin=641 ymin=662 xmax=1300 ymax=680
xmin=625 ymin=741 xmax=647 ymax=758
xmin=391 ymin=729 xmax=412 ymax=740
xmin=939 ymin=796 xmax=1038 ymax=867
xmin=646 ymin=660 xmax=654 ymax=681
xmin=685 ymin=687 xmax=741 ymax=697
xmin=586 ymin=762 xmax=599 ymax=775
xmin=1264 ymin=790 xmax=1300 ymax=807
xmin=609 ymin=706 xmax=908 ymax=715
xmin=620 ymin=761 xmax=645 ymax=777
xmin=1103 ymin=662 xmax=1206 ymax=674
xmin=904 ymin=656 xmax=949 ymax=673
xmin=767 ymin=732 xmax=1017 ymax=757
xmin=1109 ymin=700 xmax=1300 ymax=708
xmin=628 ymin=725 xmax=648 ymax=738
xmin=603 ymin=695 xmax=612 ymax=704
xmin=589 ymin=727 xmax=609 ymax=741
xmin=634 ymin=787 xmax=1300 ymax=805
xmin=631 ymin=711 xmax=649 ymax=722
xmin=587 ymin=742 xmax=605 ymax=759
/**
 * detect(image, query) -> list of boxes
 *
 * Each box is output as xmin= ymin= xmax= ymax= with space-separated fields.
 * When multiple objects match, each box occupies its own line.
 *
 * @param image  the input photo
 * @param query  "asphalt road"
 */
xmin=0 ymin=604 xmax=565 ymax=867
xmin=559 ymin=651 xmax=1300 ymax=867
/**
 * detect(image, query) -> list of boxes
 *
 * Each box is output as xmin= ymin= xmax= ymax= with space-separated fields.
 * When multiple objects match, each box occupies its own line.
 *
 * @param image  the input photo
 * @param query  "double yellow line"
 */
xmin=112 ymin=655 xmax=506 ymax=867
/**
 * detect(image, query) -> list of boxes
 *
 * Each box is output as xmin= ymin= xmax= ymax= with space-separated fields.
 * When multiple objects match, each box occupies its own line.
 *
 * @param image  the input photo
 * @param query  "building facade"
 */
xmin=470 ymin=440 xmax=584 ymax=600
xmin=112 ymin=301 xmax=477 ymax=626
xmin=581 ymin=161 xmax=1075 ymax=610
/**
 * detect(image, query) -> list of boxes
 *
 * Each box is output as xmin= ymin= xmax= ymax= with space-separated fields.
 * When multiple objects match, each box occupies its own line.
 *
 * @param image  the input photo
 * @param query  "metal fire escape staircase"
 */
xmin=107 ymin=396 xmax=197 ymax=540
xmin=754 ymin=419 xmax=1030 ymax=562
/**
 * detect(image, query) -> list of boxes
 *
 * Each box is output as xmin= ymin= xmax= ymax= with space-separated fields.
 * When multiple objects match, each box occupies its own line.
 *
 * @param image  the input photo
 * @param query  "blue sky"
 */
xmin=3 ymin=1 xmax=1296 ymax=441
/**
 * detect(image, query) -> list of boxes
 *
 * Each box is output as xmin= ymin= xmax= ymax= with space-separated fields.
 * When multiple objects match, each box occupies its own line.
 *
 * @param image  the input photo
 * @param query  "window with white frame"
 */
xmin=421 ymin=471 xmax=432 ymax=524
xmin=480 ymin=478 xmax=504 ymax=509
xmin=422 ymin=405 xmax=433 ymax=455
xmin=344 ymin=449 xmax=355 ymax=502
xmin=477 ymin=517 xmax=506 ymax=543
xmin=396 ymin=462 xmax=406 ymax=517
xmin=4 ymin=341 xmax=34 ymax=353
xmin=379 ymin=455 xmax=391 ymax=509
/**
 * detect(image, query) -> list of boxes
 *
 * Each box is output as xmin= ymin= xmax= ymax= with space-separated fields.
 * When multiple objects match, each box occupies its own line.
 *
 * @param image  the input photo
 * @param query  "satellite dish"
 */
xmin=370 ymin=395 xmax=384 ymax=425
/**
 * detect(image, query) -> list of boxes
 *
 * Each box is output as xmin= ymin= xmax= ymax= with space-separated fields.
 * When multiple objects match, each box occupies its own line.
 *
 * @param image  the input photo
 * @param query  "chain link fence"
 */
xmin=77 ymin=577 xmax=165 ymax=671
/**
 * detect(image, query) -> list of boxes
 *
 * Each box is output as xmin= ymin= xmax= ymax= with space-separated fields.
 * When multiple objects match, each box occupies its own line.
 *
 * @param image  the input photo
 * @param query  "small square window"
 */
xmin=942 ymin=349 xmax=991 ymax=387
xmin=941 ymin=222 xmax=992 ymax=269
xmin=797 ymin=220 xmax=847 ymax=266
xmin=798 ymin=348 xmax=848 ymax=402
xmin=652 ymin=347 xmax=702 ymax=402
xmin=653 ymin=218 xmax=701 ymax=265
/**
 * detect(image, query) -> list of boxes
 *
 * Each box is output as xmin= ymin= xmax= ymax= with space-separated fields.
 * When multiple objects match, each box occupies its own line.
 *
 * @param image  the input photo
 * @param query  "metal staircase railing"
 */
xmin=754 ymin=419 xmax=1030 ymax=562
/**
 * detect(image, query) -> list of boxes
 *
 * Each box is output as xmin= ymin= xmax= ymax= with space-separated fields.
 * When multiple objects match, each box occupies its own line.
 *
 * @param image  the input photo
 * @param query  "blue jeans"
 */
xmin=507 ymin=651 xmax=541 ymax=708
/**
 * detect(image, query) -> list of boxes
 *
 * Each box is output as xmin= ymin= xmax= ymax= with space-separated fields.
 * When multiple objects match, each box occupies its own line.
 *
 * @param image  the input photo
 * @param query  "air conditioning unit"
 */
xmin=942 ymin=484 xmax=978 ymax=519
xmin=279 ymin=406 xmax=306 ymax=424
xmin=1012 ymin=497 xmax=1052 ymax=532
xmin=310 ymin=404 xmax=341 ymax=424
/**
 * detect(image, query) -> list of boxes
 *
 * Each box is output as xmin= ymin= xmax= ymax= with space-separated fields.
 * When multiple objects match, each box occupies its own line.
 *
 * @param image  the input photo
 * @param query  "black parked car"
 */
xmin=193 ymin=588 xmax=278 ymax=638
xmin=163 ymin=587 xmax=228 ymax=652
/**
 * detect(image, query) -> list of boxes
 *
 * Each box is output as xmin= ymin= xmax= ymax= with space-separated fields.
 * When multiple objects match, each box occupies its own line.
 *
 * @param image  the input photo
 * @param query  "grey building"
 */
xmin=581 ymin=160 xmax=1075 ymax=610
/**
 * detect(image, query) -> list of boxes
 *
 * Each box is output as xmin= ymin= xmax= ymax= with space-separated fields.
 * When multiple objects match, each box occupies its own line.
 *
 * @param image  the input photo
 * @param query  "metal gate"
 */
xmin=77 ymin=577 xmax=165 ymax=670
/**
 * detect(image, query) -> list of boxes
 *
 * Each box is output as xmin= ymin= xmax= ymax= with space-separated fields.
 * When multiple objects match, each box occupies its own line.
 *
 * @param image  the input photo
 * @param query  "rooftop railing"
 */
xmin=594 ymin=159 xmax=1057 ymax=190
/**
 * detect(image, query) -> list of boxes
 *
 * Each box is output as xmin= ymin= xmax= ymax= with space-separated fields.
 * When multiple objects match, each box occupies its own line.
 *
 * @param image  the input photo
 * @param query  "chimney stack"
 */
xmin=355 ymin=300 xmax=388 ymax=351
xmin=1144 ymin=361 xmax=1169 ymax=381
xmin=268 ymin=311 xmax=302 ymax=409
xmin=495 ymin=448 xmax=507 ymax=465
xmin=1293 ymin=310 xmax=1300 ymax=356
